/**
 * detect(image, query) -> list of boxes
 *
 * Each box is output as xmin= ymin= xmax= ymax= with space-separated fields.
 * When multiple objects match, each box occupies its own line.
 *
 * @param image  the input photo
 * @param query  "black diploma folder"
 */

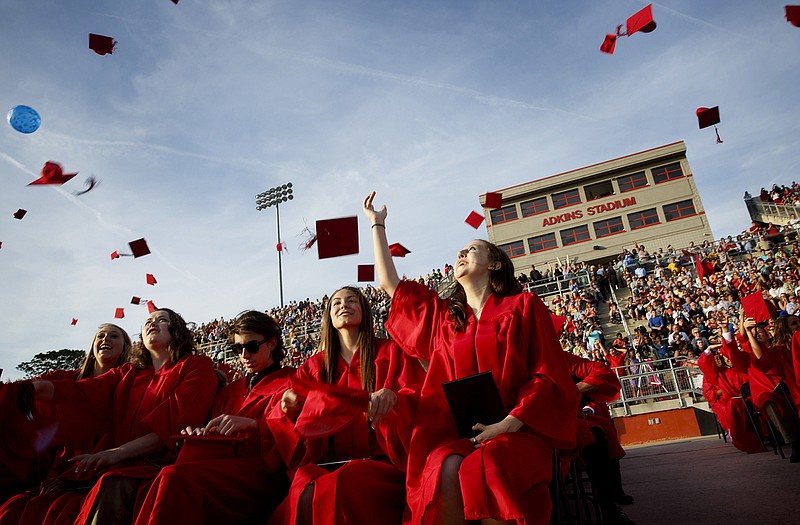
xmin=442 ymin=371 xmax=507 ymax=438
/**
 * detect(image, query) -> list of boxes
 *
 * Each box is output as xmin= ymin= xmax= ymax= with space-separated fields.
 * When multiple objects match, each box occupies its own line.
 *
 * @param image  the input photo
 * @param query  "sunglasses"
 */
xmin=230 ymin=340 xmax=266 ymax=354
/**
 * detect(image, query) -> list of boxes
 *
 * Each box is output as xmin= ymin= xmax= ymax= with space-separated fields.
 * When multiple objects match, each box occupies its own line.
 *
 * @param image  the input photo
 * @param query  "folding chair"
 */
xmin=740 ymin=382 xmax=785 ymax=458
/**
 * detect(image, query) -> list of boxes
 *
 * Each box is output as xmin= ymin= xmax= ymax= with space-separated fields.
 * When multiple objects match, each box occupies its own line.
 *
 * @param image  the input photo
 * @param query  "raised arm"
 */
xmin=363 ymin=191 xmax=400 ymax=297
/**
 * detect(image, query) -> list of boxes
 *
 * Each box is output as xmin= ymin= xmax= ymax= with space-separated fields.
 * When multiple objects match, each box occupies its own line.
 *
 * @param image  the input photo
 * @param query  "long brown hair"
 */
xmin=447 ymin=240 xmax=523 ymax=332
xmin=131 ymin=308 xmax=196 ymax=369
xmin=772 ymin=315 xmax=798 ymax=348
xmin=78 ymin=323 xmax=132 ymax=379
xmin=320 ymin=286 xmax=377 ymax=392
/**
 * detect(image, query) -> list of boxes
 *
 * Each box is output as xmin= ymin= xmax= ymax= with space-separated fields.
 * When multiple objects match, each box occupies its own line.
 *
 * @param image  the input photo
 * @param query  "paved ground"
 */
xmin=619 ymin=436 xmax=799 ymax=525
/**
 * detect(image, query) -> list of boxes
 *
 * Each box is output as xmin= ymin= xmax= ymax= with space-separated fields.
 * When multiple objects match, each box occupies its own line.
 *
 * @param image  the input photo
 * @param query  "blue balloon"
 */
xmin=7 ymin=105 xmax=41 ymax=134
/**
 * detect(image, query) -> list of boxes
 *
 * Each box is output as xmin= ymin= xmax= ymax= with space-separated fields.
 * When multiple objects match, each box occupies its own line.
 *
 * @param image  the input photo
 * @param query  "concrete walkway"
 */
xmin=619 ymin=436 xmax=798 ymax=525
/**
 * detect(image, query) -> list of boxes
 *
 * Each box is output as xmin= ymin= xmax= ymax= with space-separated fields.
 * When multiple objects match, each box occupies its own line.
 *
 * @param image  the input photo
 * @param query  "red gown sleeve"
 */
xmin=140 ymin=355 xmax=218 ymax=447
xmin=50 ymin=366 xmax=126 ymax=441
xmin=386 ymin=280 xmax=450 ymax=361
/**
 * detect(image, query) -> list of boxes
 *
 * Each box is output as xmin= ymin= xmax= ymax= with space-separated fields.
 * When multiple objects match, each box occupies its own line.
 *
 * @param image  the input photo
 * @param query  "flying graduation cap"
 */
xmin=483 ymin=192 xmax=503 ymax=209
xmin=600 ymin=4 xmax=657 ymax=54
xmin=787 ymin=6 xmax=800 ymax=27
xmin=28 ymin=161 xmax=78 ymax=186
xmin=114 ymin=308 xmax=125 ymax=319
xmin=113 ymin=238 xmax=151 ymax=259
xmin=465 ymin=211 xmax=485 ymax=229
xmin=696 ymin=106 xmax=723 ymax=143
xmin=71 ymin=318 xmax=78 ymax=326
xmin=314 ymin=217 xmax=359 ymax=259
xmin=357 ymin=264 xmax=375 ymax=282
xmin=146 ymin=273 xmax=157 ymax=286
xmin=12 ymin=209 xmax=26 ymax=220
xmin=88 ymin=34 xmax=116 ymax=55
xmin=388 ymin=243 xmax=411 ymax=257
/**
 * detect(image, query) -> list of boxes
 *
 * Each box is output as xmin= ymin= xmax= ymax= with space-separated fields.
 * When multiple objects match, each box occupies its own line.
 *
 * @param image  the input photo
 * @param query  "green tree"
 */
xmin=16 ymin=349 xmax=87 ymax=378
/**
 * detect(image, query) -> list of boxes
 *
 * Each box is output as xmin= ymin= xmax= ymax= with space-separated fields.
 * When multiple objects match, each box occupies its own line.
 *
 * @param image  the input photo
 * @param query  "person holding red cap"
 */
xmin=9 ymin=308 xmax=218 ymax=524
xmin=269 ymin=286 xmax=426 ymax=525
xmin=363 ymin=192 xmax=578 ymax=525
xmin=134 ymin=310 xmax=295 ymax=524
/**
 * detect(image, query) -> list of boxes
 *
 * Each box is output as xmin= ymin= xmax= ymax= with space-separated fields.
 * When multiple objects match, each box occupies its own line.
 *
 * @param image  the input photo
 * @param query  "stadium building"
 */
xmin=481 ymin=141 xmax=714 ymax=272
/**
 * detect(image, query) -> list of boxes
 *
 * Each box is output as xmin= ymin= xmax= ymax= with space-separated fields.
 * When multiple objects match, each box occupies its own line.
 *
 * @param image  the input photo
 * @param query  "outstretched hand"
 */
xmin=362 ymin=192 xmax=387 ymax=226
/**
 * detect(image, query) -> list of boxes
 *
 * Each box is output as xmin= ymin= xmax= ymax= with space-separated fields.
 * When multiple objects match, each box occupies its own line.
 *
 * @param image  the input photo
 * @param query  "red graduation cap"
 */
xmin=147 ymin=300 xmax=157 ymax=313
xmin=357 ymin=264 xmax=374 ymax=282
xmin=114 ymin=308 xmax=125 ymax=319
xmin=129 ymin=238 xmax=151 ymax=258
xmin=131 ymin=296 xmax=141 ymax=305
xmin=315 ymin=216 xmax=359 ymax=259
xmin=600 ymin=34 xmax=617 ymax=54
xmin=88 ymin=34 xmax=116 ymax=55
xmin=27 ymin=161 xmax=78 ymax=186
xmin=388 ymin=243 xmax=411 ymax=257
xmin=291 ymin=376 xmax=370 ymax=439
xmin=173 ymin=434 xmax=245 ymax=464
xmin=600 ymin=4 xmax=656 ymax=54
xmin=741 ymin=292 xmax=777 ymax=324
xmin=695 ymin=255 xmax=715 ymax=281
xmin=71 ymin=318 xmax=78 ymax=326
xmin=12 ymin=209 xmax=26 ymax=220
xmin=465 ymin=211 xmax=485 ymax=229
xmin=170 ymin=0 xmax=180 ymax=4
xmin=484 ymin=192 xmax=503 ymax=209
xmin=696 ymin=106 xmax=723 ymax=143
xmin=787 ymin=6 xmax=800 ymax=27
xmin=626 ymin=4 xmax=657 ymax=35
xmin=110 ymin=251 xmax=120 ymax=260
xmin=146 ymin=273 xmax=157 ymax=286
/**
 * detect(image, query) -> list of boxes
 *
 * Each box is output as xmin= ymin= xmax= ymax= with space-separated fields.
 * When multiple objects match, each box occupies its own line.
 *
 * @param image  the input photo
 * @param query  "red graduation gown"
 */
xmin=134 ymin=366 xmax=294 ymax=525
xmin=269 ymin=338 xmax=425 ymax=525
xmin=386 ymin=280 xmax=579 ymax=525
xmin=697 ymin=352 xmax=761 ymax=454
xmin=564 ymin=353 xmax=625 ymax=460
xmin=40 ymin=354 xmax=217 ymax=525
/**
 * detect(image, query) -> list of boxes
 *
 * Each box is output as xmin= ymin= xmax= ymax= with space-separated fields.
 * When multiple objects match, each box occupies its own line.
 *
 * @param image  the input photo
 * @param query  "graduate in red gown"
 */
xmin=722 ymin=312 xmax=800 ymax=461
xmin=135 ymin=310 xmax=295 ymax=525
xmin=697 ymin=342 xmax=762 ymax=454
xmin=269 ymin=286 xmax=426 ymax=525
xmin=16 ymin=308 xmax=218 ymax=524
xmin=0 ymin=324 xmax=131 ymax=523
xmin=363 ymin=192 xmax=579 ymax=525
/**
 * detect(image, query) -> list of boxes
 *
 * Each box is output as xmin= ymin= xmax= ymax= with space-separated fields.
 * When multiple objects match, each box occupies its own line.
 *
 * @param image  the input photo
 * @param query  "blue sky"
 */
xmin=1 ymin=0 xmax=798 ymax=380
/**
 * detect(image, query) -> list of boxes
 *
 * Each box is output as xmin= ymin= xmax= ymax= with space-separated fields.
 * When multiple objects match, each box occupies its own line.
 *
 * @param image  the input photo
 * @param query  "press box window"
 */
xmin=560 ymin=225 xmax=591 ymax=246
xmin=552 ymin=189 xmax=582 ymax=210
xmin=663 ymin=200 xmax=697 ymax=221
xmin=584 ymin=180 xmax=615 ymax=201
xmin=499 ymin=240 xmax=525 ymax=258
xmin=627 ymin=208 xmax=660 ymax=229
xmin=520 ymin=197 xmax=549 ymax=217
xmin=528 ymin=233 xmax=558 ymax=253
xmin=617 ymin=171 xmax=648 ymax=192
xmin=490 ymin=205 xmax=518 ymax=225
xmin=593 ymin=217 xmax=625 ymax=238
xmin=652 ymin=162 xmax=685 ymax=184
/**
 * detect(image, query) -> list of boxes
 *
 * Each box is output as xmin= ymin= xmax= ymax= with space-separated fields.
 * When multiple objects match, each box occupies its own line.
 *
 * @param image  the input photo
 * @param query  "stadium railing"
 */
xmin=608 ymin=357 xmax=704 ymax=416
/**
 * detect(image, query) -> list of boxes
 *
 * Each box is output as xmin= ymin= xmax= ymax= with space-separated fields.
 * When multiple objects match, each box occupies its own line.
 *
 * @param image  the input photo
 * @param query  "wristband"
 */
xmin=371 ymin=223 xmax=385 ymax=229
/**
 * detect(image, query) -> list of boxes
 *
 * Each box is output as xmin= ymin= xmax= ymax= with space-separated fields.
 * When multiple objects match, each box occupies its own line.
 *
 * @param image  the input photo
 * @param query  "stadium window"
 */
xmin=584 ymin=180 xmax=615 ymax=201
xmin=499 ymin=240 xmax=525 ymax=258
xmin=663 ymin=199 xmax=697 ymax=221
xmin=528 ymin=233 xmax=558 ymax=253
xmin=520 ymin=197 xmax=549 ymax=217
xmin=651 ymin=162 xmax=685 ymax=184
xmin=490 ymin=204 xmax=518 ymax=225
xmin=560 ymin=225 xmax=591 ymax=246
xmin=593 ymin=216 xmax=625 ymax=238
xmin=552 ymin=189 xmax=582 ymax=210
xmin=617 ymin=171 xmax=648 ymax=192
xmin=627 ymin=208 xmax=660 ymax=230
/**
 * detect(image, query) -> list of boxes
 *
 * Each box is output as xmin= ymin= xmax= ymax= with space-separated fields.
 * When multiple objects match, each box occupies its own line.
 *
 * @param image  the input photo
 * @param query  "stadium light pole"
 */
xmin=255 ymin=182 xmax=294 ymax=307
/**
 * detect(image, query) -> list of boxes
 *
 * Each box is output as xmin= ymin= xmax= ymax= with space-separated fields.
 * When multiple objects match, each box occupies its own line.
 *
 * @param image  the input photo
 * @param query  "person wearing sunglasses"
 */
xmin=134 ymin=310 xmax=295 ymax=524
xmin=8 ymin=308 xmax=217 ymax=525
xmin=270 ymin=286 xmax=426 ymax=525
